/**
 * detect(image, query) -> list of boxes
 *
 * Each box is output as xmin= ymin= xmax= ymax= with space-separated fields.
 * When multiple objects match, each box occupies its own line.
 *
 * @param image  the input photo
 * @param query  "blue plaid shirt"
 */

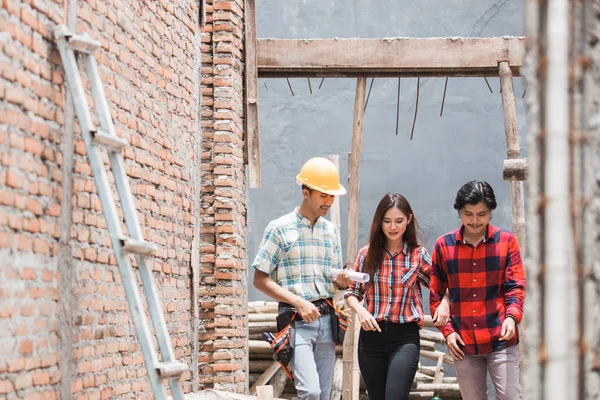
xmin=252 ymin=208 xmax=344 ymax=301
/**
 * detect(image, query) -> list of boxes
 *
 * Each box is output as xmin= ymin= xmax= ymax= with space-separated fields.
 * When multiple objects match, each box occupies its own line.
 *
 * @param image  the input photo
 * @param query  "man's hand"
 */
xmin=446 ymin=332 xmax=465 ymax=360
xmin=357 ymin=308 xmax=381 ymax=332
xmin=296 ymin=299 xmax=320 ymax=323
xmin=334 ymin=269 xmax=352 ymax=289
xmin=499 ymin=316 xmax=516 ymax=341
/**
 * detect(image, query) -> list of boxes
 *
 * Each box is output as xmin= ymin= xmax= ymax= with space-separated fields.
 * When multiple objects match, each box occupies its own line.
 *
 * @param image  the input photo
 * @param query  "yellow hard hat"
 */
xmin=296 ymin=157 xmax=347 ymax=196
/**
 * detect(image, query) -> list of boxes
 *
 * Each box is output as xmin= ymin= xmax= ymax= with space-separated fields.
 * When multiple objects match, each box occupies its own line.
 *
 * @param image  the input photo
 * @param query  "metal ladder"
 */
xmin=54 ymin=25 xmax=187 ymax=400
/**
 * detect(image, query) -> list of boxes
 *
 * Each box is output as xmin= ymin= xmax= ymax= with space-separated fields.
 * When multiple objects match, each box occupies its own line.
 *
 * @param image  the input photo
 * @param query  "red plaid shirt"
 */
xmin=429 ymin=224 xmax=526 ymax=355
xmin=345 ymin=243 xmax=432 ymax=327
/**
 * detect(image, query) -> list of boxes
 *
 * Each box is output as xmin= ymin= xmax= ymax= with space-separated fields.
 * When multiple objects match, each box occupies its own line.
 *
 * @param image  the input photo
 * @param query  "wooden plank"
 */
xmin=503 ymin=158 xmax=528 ymax=181
xmin=270 ymin=368 xmax=289 ymax=398
xmin=256 ymin=385 xmax=273 ymax=400
xmin=179 ymin=390 xmax=287 ymax=400
xmin=250 ymin=362 xmax=281 ymax=395
xmin=244 ymin=0 xmax=261 ymax=187
xmin=415 ymin=383 xmax=462 ymax=397
xmin=433 ymin=355 xmax=445 ymax=384
xmin=330 ymin=357 xmax=343 ymax=400
xmin=499 ymin=61 xmax=526 ymax=254
xmin=258 ymin=37 xmax=525 ymax=78
xmin=420 ymin=349 xmax=454 ymax=366
xmin=419 ymin=329 xmax=446 ymax=345
xmin=342 ymin=77 xmax=367 ymax=400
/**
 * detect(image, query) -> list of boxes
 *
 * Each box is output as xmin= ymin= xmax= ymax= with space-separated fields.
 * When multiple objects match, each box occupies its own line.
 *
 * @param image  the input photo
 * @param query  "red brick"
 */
xmin=6 ymin=169 xmax=24 ymax=189
xmin=0 ymin=379 xmax=14 ymax=394
xmin=33 ymin=371 xmax=50 ymax=386
xmin=15 ymin=372 xmax=33 ymax=390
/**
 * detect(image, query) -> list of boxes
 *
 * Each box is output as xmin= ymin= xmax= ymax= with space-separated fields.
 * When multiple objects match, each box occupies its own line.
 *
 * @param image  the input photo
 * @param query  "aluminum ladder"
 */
xmin=53 ymin=25 xmax=187 ymax=400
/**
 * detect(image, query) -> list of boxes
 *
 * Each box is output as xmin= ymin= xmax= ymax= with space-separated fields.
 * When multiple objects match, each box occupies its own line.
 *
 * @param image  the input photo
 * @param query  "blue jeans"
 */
xmin=292 ymin=314 xmax=336 ymax=400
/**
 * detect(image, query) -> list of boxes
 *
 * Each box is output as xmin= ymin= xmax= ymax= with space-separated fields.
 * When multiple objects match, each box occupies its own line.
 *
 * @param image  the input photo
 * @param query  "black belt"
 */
xmin=279 ymin=298 xmax=332 ymax=316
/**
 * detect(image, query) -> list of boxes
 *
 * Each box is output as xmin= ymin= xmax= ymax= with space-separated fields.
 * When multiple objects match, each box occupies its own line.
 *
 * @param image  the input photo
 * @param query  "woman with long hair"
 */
xmin=345 ymin=193 xmax=448 ymax=400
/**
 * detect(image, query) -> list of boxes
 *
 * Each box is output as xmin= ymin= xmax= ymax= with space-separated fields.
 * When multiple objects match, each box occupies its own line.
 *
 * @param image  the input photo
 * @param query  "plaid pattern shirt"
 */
xmin=252 ymin=208 xmax=343 ymax=301
xmin=429 ymin=224 xmax=526 ymax=355
xmin=345 ymin=243 xmax=432 ymax=326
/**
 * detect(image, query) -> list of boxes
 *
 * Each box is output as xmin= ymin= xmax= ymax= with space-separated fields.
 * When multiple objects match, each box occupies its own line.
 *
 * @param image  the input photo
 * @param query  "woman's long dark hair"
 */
xmin=363 ymin=193 xmax=423 ymax=283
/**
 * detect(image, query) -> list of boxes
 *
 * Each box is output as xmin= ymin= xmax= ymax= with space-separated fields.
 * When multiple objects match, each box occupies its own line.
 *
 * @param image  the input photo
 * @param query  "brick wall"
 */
xmin=198 ymin=0 xmax=248 ymax=394
xmin=0 ymin=0 xmax=248 ymax=398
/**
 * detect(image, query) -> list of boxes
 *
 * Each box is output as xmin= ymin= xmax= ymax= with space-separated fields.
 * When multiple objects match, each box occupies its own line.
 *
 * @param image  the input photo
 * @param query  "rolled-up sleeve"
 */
xmin=344 ymin=247 xmax=367 ymax=301
xmin=252 ymin=223 xmax=283 ymax=275
xmin=417 ymin=246 xmax=433 ymax=287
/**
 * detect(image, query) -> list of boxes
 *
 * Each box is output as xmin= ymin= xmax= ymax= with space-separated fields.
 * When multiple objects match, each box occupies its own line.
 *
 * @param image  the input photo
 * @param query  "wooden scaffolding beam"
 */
xmin=342 ymin=77 xmax=367 ymax=400
xmin=257 ymin=37 xmax=525 ymax=78
xmin=244 ymin=0 xmax=262 ymax=188
xmin=499 ymin=61 xmax=527 ymax=252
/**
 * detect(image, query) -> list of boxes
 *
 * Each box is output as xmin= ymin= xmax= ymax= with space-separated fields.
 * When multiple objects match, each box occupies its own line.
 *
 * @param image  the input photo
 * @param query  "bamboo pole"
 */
xmin=248 ymin=301 xmax=278 ymax=314
xmin=249 ymin=313 xmax=278 ymax=322
xmin=499 ymin=61 xmax=527 ymax=254
xmin=342 ymin=77 xmax=367 ymax=400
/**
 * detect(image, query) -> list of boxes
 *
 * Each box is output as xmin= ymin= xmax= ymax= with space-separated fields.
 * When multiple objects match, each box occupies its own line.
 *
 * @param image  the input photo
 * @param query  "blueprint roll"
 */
xmin=330 ymin=268 xmax=370 ymax=283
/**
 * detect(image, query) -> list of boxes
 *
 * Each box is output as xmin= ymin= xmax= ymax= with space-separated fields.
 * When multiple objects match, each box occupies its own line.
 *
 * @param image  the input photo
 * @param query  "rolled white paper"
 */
xmin=330 ymin=268 xmax=370 ymax=283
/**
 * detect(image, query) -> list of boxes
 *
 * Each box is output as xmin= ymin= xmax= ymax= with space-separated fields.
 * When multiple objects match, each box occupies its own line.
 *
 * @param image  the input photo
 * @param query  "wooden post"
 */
xmin=342 ymin=77 xmax=366 ymax=400
xmin=327 ymin=154 xmax=342 ymax=232
xmin=244 ymin=0 xmax=261 ymax=187
xmin=328 ymin=154 xmax=345 ymax=309
xmin=499 ymin=61 xmax=526 ymax=254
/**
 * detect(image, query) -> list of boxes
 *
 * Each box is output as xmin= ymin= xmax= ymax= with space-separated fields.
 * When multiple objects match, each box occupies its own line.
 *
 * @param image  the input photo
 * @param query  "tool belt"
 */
xmin=278 ymin=299 xmax=347 ymax=344
xmin=278 ymin=298 xmax=332 ymax=318
xmin=261 ymin=298 xmax=349 ymax=381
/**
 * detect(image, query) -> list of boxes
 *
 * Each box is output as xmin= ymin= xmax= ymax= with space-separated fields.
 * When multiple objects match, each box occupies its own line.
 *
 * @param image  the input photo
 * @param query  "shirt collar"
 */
xmin=385 ymin=241 xmax=409 ymax=257
xmin=294 ymin=207 xmax=319 ymax=227
xmin=456 ymin=224 xmax=494 ymax=244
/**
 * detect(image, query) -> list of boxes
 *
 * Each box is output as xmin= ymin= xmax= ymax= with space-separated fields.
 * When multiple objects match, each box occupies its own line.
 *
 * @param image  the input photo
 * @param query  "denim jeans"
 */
xmin=292 ymin=314 xmax=336 ymax=400
xmin=454 ymin=345 xmax=521 ymax=400
xmin=357 ymin=321 xmax=420 ymax=400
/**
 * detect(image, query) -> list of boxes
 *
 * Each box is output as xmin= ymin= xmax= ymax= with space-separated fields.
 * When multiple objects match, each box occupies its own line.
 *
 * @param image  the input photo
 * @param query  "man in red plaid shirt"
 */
xmin=429 ymin=180 xmax=526 ymax=400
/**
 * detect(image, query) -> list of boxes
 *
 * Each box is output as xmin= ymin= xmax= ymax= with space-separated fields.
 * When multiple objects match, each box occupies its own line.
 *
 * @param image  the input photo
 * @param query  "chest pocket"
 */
xmin=400 ymin=264 xmax=419 ymax=287
xmin=281 ymin=231 xmax=300 ymax=264
xmin=277 ymin=230 xmax=301 ymax=286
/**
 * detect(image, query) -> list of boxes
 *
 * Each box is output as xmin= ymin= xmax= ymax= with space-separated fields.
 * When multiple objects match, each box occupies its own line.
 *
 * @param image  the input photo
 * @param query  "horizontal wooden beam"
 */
xmin=258 ymin=37 xmax=525 ymax=78
xmin=503 ymin=158 xmax=528 ymax=181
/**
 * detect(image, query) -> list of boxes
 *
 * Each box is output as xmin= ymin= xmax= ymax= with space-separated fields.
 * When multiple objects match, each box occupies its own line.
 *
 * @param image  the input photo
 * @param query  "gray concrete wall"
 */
xmin=247 ymin=0 xmax=527 ymax=302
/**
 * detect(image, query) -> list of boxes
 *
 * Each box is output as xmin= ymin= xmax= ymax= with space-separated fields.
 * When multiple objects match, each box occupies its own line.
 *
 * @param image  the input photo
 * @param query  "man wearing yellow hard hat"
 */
xmin=253 ymin=157 xmax=352 ymax=400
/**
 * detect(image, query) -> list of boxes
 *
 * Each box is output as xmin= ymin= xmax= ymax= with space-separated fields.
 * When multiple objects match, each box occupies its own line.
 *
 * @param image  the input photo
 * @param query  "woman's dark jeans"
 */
xmin=358 ymin=321 xmax=420 ymax=400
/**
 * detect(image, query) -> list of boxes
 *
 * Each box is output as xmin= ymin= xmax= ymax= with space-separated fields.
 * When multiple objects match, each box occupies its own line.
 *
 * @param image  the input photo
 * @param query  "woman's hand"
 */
xmin=357 ymin=308 xmax=381 ymax=332
xmin=433 ymin=292 xmax=451 ymax=327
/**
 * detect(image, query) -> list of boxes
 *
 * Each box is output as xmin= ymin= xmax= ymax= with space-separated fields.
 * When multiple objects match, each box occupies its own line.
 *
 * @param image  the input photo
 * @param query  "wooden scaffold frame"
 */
xmin=244 ymin=1 xmax=528 ymax=398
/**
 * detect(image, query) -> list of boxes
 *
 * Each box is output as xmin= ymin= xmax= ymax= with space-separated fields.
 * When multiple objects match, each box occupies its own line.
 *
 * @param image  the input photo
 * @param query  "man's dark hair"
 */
xmin=453 ymin=180 xmax=497 ymax=211
xmin=301 ymin=184 xmax=314 ymax=194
